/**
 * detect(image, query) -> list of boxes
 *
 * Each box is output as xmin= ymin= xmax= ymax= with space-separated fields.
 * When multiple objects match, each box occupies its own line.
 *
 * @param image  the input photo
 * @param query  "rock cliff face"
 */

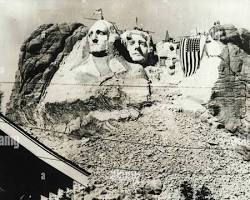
xmin=6 ymin=23 xmax=250 ymax=135
xmin=6 ymin=23 xmax=88 ymax=124
xmin=6 ymin=23 xmax=151 ymax=135
xmin=208 ymin=25 xmax=250 ymax=133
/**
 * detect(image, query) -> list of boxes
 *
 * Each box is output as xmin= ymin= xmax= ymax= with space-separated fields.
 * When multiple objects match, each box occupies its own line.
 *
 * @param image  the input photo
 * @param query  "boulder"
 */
xmin=213 ymin=24 xmax=250 ymax=54
xmin=144 ymin=179 xmax=163 ymax=195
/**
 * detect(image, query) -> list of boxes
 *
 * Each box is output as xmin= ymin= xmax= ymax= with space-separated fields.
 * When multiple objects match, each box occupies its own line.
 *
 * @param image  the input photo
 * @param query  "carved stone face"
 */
xmin=88 ymin=20 xmax=109 ymax=53
xmin=164 ymin=43 xmax=178 ymax=75
xmin=157 ymin=41 xmax=179 ymax=75
xmin=121 ymin=30 xmax=153 ymax=65
xmin=126 ymin=33 xmax=149 ymax=64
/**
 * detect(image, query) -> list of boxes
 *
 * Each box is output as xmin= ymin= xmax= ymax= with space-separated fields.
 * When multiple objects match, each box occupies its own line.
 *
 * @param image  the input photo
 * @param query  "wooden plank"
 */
xmin=0 ymin=115 xmax=90 ymax=187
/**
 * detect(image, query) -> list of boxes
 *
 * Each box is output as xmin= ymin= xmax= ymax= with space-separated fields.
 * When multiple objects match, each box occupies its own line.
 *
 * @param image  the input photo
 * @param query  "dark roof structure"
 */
xmin=0 ymin=113 xmax=90 ymax=199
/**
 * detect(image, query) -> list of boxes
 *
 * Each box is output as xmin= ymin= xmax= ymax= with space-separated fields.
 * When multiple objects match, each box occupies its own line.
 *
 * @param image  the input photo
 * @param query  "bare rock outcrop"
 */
xmin=217 ymin=24 xmax=250 ymax=54
xmin=208 ymin=25 xmax=250 ymax=133
xmin=6 ymin=23 xmax=88 ymax=124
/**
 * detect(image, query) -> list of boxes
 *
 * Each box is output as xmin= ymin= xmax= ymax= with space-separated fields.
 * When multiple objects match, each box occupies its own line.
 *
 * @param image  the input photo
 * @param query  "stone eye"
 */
xmin=139 ymin=41 xmax=147 ymax=47
xmin=128 ymin=40 xmax=135 ymax=45
xmin=127 ymin=36 xmax=132 ymax=41
xmin=96 ymin=30 xmax=106 ymax=35
xmin=88 ymin=31 xmax=93 ymax=37
xmin=96 ymin=30 xmax=101 ymax=35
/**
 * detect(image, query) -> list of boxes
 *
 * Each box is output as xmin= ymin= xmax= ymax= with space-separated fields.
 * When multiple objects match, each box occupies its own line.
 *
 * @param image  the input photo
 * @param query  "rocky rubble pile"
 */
xmin=27 ymin=100 xmax=250 ymax=199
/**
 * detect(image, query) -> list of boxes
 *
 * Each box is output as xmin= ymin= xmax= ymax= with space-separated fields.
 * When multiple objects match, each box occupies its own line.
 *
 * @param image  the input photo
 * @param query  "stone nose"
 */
xmin=134 ymin=41 xmax=140 ymax=50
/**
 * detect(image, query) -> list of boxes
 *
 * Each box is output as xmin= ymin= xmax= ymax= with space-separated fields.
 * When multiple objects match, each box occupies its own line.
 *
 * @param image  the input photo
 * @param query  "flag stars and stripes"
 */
xmin=180 ymin=37 xmax=203 ymax=77
xmin=186 ymin=39 xmax=200 ymax=52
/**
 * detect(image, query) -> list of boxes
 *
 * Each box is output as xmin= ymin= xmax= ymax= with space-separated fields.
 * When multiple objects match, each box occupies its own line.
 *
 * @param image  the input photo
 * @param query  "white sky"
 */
xmin=0 ymin=0 xmax=249 ymax=81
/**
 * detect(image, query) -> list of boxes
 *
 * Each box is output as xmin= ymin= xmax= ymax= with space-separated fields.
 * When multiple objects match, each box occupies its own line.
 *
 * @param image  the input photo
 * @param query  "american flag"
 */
xmin=180 ymin=36 xmax=205 ymax=77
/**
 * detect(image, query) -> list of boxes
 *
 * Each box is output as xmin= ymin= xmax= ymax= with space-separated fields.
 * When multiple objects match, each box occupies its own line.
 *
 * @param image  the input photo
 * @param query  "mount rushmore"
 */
xmin=3 ymin=20 xmax=250 ymax=135
xmin=2 ymin=19 xmax=250 ymax=199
